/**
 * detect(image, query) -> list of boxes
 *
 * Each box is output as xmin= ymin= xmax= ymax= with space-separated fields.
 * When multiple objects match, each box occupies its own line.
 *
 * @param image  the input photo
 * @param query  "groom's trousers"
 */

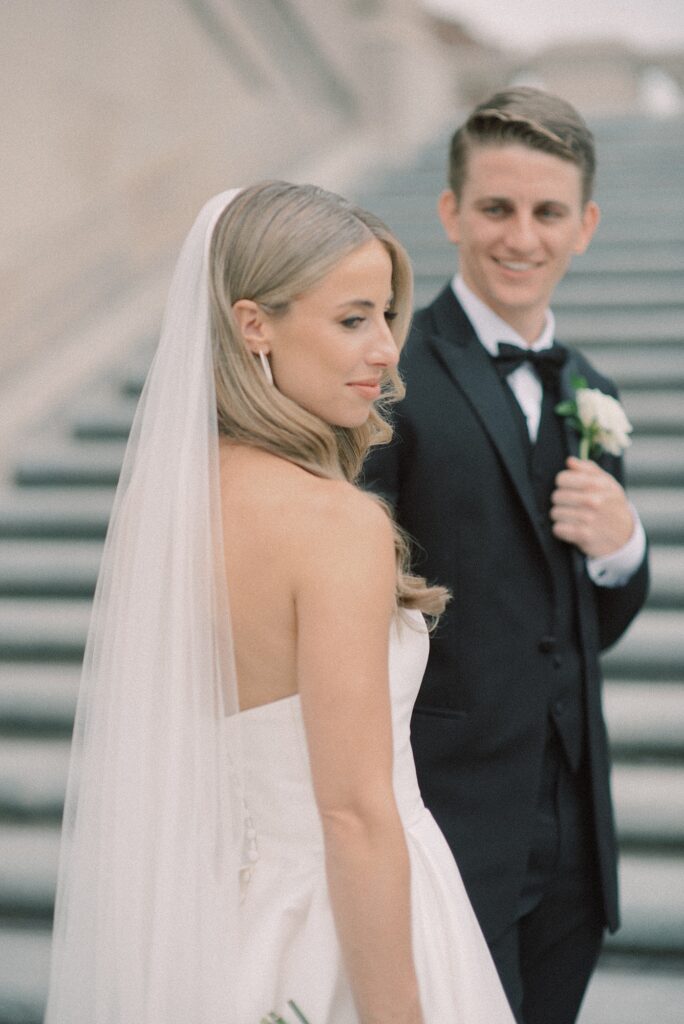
xmin=488 ymin=730 xmax=605 ymax=1024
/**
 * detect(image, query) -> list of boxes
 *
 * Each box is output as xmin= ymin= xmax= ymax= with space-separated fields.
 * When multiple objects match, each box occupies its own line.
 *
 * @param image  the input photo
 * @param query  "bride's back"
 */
xmin=219 ymin=440 xmax=354 ymax=711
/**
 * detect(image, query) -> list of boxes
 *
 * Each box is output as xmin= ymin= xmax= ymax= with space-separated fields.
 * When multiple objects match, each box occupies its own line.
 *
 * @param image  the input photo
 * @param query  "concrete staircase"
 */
xmin=0 ymin=117 xmax=682 ymax=1021
xmin=353 ymin=116 xmax=684 ymax=1024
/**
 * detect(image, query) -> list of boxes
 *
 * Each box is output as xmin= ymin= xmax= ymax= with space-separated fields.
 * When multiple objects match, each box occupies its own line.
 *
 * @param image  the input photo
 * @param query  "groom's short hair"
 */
xmin=448 ymin=87 xmax=596 ymax=204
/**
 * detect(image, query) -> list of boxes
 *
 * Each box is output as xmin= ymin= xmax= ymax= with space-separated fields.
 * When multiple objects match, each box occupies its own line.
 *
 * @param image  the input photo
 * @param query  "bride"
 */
xmin=45 ymin=182 xmax=515 ymax=1023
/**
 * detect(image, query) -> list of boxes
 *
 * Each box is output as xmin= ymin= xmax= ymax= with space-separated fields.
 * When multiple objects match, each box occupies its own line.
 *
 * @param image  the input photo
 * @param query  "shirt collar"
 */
xmin=451 ymin=274 xmax=556 ymax=356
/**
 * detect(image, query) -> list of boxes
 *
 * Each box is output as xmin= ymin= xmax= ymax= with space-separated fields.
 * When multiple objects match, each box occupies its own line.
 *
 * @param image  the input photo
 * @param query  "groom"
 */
xmin=364 ymin=88 xmax=649 ymax=1024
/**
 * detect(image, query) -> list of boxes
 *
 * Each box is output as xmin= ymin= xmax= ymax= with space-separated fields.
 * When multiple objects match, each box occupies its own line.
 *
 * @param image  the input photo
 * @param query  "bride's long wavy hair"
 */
xmin=209 ymin=181 xmax=447 ymax=615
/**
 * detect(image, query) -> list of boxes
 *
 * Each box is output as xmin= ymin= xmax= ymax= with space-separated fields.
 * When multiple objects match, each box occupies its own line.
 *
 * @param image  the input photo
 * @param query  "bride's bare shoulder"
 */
xmin=219 ymin=442 xmax=392 ymax=554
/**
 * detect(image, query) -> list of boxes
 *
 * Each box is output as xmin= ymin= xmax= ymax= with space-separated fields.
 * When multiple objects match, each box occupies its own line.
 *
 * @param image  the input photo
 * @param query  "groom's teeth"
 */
xmin=500 ymin=261 xmax=534 ymax=271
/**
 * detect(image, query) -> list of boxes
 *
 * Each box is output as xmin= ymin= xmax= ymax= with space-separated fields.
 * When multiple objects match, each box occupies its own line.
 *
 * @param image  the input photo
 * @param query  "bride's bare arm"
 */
xmin=293 ymin=483 xmax=423 ymax=1024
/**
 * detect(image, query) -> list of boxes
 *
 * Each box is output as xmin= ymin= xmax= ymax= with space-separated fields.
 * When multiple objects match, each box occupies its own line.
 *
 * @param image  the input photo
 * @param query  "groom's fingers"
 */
xmin=550 ymin=459 xmax=633 ymax=556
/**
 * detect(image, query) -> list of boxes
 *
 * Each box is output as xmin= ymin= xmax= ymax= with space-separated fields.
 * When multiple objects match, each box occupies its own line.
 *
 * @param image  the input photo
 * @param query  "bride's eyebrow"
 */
xmin=335 ymin=299 xmax=376 ymax=310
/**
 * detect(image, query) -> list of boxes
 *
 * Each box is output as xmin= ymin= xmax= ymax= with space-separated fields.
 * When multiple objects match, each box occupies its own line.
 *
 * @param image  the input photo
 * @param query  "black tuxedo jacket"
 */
xmin=364 ymin=287 xmax=649 ymax=942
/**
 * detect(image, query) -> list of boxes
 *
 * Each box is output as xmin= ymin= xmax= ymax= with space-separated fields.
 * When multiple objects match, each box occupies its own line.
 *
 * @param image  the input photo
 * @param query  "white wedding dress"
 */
xmin=234 ymin=609 xmax=515 ymax=1023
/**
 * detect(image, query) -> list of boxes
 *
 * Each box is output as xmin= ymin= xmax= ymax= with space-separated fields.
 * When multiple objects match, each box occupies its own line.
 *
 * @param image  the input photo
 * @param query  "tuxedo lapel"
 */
xmin=426 ymin=288 xmax=548 ymax=552
xmin=559 ymin=352 xmax=582 ymax=458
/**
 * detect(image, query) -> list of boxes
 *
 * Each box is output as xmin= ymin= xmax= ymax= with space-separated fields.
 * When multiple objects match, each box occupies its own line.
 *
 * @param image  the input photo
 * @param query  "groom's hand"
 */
xmin=550 ymin=456 xmax=634 ymax=558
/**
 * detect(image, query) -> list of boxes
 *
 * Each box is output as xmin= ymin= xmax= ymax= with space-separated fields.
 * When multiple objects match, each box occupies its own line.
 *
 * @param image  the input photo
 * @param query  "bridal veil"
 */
xmin=45 ymin=190 xmax=245 ymax=1022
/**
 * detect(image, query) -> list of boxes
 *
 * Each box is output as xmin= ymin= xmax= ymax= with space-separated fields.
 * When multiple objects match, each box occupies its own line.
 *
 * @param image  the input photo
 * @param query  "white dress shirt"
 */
xmin=452 ymin=275 xmax=646 ymax=587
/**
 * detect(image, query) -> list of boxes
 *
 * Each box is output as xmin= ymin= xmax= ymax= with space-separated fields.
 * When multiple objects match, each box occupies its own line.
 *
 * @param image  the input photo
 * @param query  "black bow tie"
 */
xmin=493 ymin=342 xmax=567 ymax=390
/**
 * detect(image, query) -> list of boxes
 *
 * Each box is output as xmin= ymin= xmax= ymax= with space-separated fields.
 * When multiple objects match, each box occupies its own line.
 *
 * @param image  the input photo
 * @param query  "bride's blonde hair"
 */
xmin=209 ymin=181 xmax=447 ymax=616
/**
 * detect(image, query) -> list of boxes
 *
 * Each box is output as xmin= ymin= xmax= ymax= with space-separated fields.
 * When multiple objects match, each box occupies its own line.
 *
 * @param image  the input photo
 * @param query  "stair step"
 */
xmin=620 ymin=391 xmax=684 ymax=435
xmin=647 ymin=546 xmax=684 ymax=608
xmin=0 ymin=488 xmax=114 ymax=540
xmin=13 ymin=443 xmax=126 ymax=489
xmin=605 ymin=853 xmax=684 ymax=954
xmin=613 ymin=765 xmax=684 ymax=848
xmin=602 ymin=610 xmax=684 ymax=678
xmin=0 ymin=664 xmax=80 ymax=733
xmin=72 ymin=403 xmax=136 ymax=441
xmin=0 ymin=824 xmax=58 ymax=919
xmin=625 ymin=437 xmax=684 ymax=487
xmin=629 ymin=488 xmax=684 ymax=543
xmin=0 ymin=926 xmax=50 ymax=1024
xmin=558 ymin=272 xmax=684 ymax=299
xmin=606 ymin=680 xmax=684 ymax=758
xmin=0 ymin=600 xmax=91 ymax=662
xmin=0 ymin=541 xmax=102 ymax=599
xmin=579 ymin=963 xmax=684 ymax=1024
xmin=577 ymin=345 xmax=684 ymax=387
xmin=0 ymin=738 xmax=69 ymax=819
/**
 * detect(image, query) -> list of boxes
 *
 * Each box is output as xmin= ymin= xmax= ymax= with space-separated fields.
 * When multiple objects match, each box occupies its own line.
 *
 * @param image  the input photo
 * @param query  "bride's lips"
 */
xmin=348 ymin=380 xmax=382 ymax=399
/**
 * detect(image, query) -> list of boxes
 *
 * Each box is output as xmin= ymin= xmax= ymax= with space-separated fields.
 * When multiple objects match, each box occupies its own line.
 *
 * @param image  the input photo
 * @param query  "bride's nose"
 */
xmin=368 ymin=319 xmax=399 ymax=368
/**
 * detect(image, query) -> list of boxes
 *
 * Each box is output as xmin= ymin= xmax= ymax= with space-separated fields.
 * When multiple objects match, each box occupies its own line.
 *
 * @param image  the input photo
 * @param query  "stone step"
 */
xmin=625 ymin=437 xmax=684 ymax=487
xmin=621 ymin=391 xmax=684 ymax=434
xmin=13 ymin=442 xmax=126 ymax=489
xmin=556 ymin=308 xmax=684 ymax=345
xmin=613 ymin=765 xmax=684 ymax=849
xmin=0 ymin=664 xmax=79 ymax=734
xmin=0 ymin=487 xmax=113 ymax=540
xmin=0 ymin=925 xmax=50 ymax=1024
xmin=606 ymin=680 xmax=684 ymax=759
xmin=553 ymin=275 xmax=684 ymax=306
xmin=579 ymin=963 xmax=684 ymax=1024
xmin=0 ymin=541 xmax=102 ymax=599
xmin=0 ymin=737 xmax=68 ymax=820
xmin=630 ymin=488 xmax=684 ymax=544
xmin=0 ymin=600 xmax=91 ymax=662
xmin=568 ymin=243 xmax=684 ymax=274
xmin=602 ymin=610 xmax=684 ymax=679
xmin=0 ymin=824 xmax=57 ymax=920
xmin=646 ymin=546 xmax=684 ymax=609
xmin=606 ymin=853 xmax=684 ymax=955
xmin=72 ymin=400 xmax=137 ymax=441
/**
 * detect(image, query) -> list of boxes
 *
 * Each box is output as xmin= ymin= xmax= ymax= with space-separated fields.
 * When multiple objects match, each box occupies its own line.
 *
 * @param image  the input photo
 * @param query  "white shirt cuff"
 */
xmin=586 ymin=505 xmax=647 ymax=588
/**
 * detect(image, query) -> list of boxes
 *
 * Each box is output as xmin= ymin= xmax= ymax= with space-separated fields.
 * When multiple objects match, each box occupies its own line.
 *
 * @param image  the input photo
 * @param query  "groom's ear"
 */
xmin=437 ymin=189 xmax=461 ymax=246
xmin=231 ymin=299 xmax=272 ymax=355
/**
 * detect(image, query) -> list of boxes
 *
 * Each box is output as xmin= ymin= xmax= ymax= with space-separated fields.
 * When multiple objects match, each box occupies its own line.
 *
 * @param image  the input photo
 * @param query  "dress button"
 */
xmin=538 ymin=635 xmax=557 ymax=653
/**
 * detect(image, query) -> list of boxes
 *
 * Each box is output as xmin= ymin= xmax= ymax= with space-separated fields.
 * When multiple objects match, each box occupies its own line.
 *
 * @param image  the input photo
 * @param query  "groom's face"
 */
xmin=438 ymin=142 xmax=599 ymax=341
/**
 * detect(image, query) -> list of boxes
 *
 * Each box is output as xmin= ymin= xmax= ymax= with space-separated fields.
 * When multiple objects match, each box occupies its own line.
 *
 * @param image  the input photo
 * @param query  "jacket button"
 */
xmin=554 ymin=699 xmax=565 ymax=715
xmin=538 ymin=635 xmax=557 ymax=653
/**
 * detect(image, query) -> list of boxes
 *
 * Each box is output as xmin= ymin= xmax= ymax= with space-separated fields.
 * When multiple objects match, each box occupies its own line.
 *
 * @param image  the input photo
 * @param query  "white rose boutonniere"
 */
xmin=555 ymin=376 xmax=633 ymax=460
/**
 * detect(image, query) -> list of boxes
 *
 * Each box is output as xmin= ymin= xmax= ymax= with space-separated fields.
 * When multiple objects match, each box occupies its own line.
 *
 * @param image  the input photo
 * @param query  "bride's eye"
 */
xmin=384 ymin=310 xmax=398 ymax=323
xmin=341 ymin=316 xmax=364 ymax=329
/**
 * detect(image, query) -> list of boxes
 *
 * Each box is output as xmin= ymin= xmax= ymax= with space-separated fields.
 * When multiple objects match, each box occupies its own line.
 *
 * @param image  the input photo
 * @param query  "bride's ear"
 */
xmin=232 ymin=299 xmax=272 ymax=355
